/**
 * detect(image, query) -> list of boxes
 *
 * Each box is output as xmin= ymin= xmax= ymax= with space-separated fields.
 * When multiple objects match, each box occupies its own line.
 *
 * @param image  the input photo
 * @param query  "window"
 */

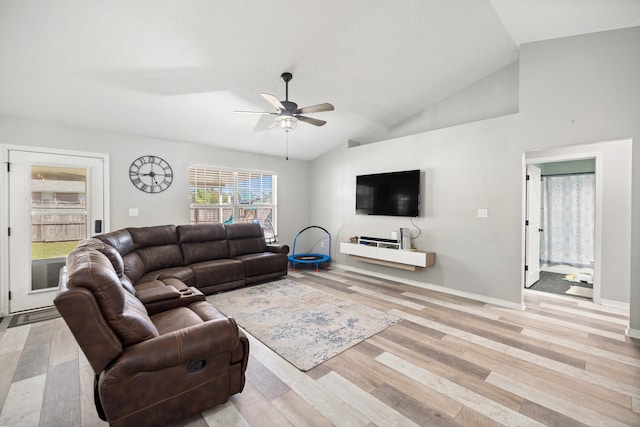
xmin=189 ymin=167 xmax=277 ymax=242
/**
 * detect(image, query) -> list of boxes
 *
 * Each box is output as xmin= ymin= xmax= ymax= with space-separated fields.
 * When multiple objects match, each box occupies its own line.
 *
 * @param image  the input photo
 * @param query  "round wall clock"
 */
xmin=129 ymin=155 xmax=173 ymax=193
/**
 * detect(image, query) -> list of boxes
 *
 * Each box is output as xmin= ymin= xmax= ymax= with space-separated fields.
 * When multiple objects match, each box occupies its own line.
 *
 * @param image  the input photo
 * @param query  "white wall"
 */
xmin=0 ymin=114 xmax=310 ymax=314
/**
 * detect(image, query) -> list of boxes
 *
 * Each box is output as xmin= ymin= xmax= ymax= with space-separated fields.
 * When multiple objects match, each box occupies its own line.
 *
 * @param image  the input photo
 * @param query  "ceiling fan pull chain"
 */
xmin=285 ymin=131 xmax=289 ymax=160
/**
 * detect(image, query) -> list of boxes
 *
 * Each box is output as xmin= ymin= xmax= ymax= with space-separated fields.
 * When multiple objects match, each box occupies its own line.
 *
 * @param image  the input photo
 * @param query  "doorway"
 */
xmin=6 ymin=148 xmax=108 ymax=313
xmin=524 ymin=154 xmax=601 ymax=303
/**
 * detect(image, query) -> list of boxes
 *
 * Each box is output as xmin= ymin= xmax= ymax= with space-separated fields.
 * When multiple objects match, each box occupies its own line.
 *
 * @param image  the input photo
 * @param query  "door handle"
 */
xmin=538 ymin=228 xmax=544 ymax=233
xmin=95 ymin=220 xmax=102 ymax=234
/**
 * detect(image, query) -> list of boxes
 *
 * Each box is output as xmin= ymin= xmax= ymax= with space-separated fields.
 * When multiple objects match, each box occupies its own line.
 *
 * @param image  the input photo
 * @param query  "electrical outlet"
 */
xmin=129 ymin=208 xmax=139 ymax=217
xmin=320 ymin=241 xmax=325 ymax=248
xmin=477 ymin=209 xmax=488 ymax=218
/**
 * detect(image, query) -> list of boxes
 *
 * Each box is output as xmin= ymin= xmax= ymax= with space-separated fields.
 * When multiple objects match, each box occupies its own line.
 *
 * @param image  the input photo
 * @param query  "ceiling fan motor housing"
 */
xmin=280 ymin=100 xmax=298 ymax=114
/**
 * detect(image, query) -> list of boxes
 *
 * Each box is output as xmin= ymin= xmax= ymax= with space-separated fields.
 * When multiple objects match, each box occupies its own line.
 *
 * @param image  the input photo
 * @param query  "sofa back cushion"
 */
xmin=95 ymin=229 xmax=135 ymax=256
xmin=225 ymin=222 xmax=267 ymax=258
xmin=76 ymin=238 xmax=136 ymax=295
xmin=65 ymin=247 xmax=159 ymax=347
xmin=77 ymin=238 xmax=125 ymax=277
xmin=177 ymin=223 xmax=229 ymax=264
xmin=94 ymin=229 xmax=148 ymax=283
xmin=127 ymin=225 xmax=184 ymax=272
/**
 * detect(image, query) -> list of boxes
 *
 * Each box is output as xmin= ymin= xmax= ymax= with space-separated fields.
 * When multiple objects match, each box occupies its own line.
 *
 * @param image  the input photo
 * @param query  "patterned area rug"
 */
xmin=208 ymin=279 xmax=400 ymax=371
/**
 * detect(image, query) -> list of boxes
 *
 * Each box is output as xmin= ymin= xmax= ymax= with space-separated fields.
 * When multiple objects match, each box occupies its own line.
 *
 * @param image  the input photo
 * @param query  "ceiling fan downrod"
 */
xmin=281 ymin=72 xmax=292 ymax=102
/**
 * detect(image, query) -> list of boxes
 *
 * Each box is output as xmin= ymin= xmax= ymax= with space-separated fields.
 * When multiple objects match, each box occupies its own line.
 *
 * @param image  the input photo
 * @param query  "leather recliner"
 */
xmin=55 ymin=239 xmax=249 ymax=427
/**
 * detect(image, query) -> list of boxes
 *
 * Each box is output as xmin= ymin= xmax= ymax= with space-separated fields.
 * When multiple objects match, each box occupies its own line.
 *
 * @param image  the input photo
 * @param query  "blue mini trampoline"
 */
xmin=288 ymin=226 xmax=331 ymax=272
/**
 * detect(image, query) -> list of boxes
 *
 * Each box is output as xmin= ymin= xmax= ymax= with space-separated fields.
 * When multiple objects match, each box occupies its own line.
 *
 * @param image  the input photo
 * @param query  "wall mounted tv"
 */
xmin=356 ymin=169 xmax=420 ymax=217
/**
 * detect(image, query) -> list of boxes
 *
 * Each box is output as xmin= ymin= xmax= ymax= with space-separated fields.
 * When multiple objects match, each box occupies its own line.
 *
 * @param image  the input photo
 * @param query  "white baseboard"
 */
xmin=626 ymin=327 xmax=640 ymax=339
xmin=331 ymin=263 xmax=524 ymax=311
xmin=599 ymin=298 xmax=630 ymax=311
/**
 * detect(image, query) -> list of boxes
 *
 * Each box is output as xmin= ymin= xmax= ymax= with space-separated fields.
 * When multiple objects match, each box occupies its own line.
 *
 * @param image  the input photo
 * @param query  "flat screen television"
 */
xmin=356 ymin=169 xmax=420 ymax=217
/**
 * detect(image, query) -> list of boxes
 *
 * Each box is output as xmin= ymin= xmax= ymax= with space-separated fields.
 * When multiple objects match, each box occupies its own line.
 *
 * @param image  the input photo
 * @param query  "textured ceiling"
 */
xmin=0 ymin=0 xmax=638 ymax=160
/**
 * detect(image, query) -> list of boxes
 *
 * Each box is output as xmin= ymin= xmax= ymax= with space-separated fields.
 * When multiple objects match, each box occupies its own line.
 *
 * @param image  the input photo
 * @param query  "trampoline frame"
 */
xmin=288 ymin=226 xmax=331 ymax=272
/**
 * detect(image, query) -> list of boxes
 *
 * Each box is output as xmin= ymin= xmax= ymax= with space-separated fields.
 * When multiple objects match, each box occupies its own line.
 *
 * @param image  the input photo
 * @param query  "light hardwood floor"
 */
xmin=0 ymin=267 xmax=638 ymax=426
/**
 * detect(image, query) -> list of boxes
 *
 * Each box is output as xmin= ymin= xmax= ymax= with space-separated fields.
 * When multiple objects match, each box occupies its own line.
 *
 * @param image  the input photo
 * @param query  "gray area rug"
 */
xmin=208 ymin=279 xmax=400 ymax=371
xmin=8 ymin=307 xmax=60 ymax=328
xmin=529 ymin=271 xmax=593 ymax=299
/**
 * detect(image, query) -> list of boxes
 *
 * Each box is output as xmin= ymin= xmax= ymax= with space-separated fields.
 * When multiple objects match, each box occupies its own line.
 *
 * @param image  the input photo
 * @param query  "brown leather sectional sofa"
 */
xmin=54 ymin=222 xmax=289 ymax=426
xmin=95 ymin=222 xmax=290 ymax=296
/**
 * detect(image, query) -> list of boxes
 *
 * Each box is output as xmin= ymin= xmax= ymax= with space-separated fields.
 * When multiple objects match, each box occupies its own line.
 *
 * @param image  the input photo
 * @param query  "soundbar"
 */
xmin=360 ymin=236 xmax=399 ymax=244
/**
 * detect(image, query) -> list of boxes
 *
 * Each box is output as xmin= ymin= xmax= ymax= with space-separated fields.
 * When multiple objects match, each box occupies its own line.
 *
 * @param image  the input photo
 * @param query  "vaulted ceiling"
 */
xmin=1 ymin=1 xmax=638 ymax=160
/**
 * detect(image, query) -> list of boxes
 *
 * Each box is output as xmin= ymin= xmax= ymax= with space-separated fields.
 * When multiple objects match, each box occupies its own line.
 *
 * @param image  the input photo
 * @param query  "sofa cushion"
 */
xmin=178 ymin=223 xmax=226 ymax=243
xmin=137 ymin=266 xmax=195 ymax=287
xmin=178 ymin=224 xmax=229 ymax=264
xmin=65 ymin=247 xmax=159 ymax=347
xmin=95 ymin=229 xmax=135 ymax=256
xmin=126 ymin=225 xmax=184 ymax=271
xmin=136 ymin=245 xmax=184 ymax=271
xmin=190 ymin=259 xmax=244 ymax=287
xmin=151 ymin=301 xmax=231 ymax=335
xmin=225 ymin=223 xmax=267 ymax=258
xmin=234 ymin=252 xmax=288 ymax=279
xmin=77 ymin=238 xmax=125 ymax=278
xmin=123 ymin=252 xmax=146 ymax=283
xmin=128 ymin=225 xmax=179 ymax=247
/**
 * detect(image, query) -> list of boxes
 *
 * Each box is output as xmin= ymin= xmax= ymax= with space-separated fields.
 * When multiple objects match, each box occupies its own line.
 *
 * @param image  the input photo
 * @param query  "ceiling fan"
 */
xmin=235 ymin=72 xmax=334 ymax=131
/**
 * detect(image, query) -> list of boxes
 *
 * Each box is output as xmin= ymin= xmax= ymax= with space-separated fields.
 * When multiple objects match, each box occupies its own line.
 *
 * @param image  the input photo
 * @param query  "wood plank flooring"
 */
xmin=0 ymin=267 xmax=638 ymax=426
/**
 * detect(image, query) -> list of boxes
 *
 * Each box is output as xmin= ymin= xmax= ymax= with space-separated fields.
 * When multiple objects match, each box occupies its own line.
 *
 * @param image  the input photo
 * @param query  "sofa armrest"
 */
xmin=136 ymin=281 xmax=206 ymax=315
xmin=136 ymin=286 xmax=181 ymax=303
xmin=266 ymin=244 xmax=289 ymax=254
xmin=116 ymin=317 xmax=240 ymax=374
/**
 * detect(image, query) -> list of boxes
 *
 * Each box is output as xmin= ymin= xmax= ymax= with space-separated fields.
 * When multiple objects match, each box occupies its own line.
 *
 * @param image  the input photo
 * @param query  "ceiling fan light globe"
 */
xmin=277 ymin=116 xmax=298 ymax=131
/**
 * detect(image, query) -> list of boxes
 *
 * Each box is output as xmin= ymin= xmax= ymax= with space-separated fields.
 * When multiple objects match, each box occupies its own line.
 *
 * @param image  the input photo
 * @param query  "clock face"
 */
xmin=129 ymin=155 xmax=173 ymax=193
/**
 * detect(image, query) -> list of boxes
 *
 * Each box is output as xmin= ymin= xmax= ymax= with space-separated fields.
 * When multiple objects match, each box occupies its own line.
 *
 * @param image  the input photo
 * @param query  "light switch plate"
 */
xmin=129 ymin=208 xmax=139 ymax=217
xmin=478 ymin=209 xmax=488 ymax=218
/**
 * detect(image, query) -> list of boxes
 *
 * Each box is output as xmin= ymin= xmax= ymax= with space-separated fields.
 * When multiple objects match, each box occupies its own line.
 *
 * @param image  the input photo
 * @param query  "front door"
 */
xmin=8 ymin=149 xmax=107 ymax=312
xmin=525 ymin=164 xmax=542 ymax=288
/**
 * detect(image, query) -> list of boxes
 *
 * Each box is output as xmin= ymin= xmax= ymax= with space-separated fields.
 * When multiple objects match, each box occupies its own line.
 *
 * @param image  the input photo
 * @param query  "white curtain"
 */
xmin=540 ymin=174 xmax=595 ymax=267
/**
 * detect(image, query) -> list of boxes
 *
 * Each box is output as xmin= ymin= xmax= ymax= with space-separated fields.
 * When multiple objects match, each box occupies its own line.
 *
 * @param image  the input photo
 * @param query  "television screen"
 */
xmin=356 ymin=170 xmax=420 ymax=217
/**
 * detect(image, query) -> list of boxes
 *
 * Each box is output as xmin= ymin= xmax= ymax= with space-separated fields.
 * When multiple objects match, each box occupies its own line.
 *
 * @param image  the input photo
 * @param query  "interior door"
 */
xmin=525 ymin=164 xmax=542 ymax=288
xmin=8 ymin=149 xmax=106 ymax=312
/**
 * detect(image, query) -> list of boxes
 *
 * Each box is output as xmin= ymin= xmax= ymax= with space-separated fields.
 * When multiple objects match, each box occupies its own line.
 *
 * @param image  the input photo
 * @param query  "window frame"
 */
xmin=189 ymin=166 xmax=277 ymax=242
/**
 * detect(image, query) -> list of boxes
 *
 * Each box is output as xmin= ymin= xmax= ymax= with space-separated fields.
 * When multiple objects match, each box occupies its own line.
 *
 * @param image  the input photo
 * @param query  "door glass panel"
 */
xmin=30 ymin=165 xmax=87 ymax=291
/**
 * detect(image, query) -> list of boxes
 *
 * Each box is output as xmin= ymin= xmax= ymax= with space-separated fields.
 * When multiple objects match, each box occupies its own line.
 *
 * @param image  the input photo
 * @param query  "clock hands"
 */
xmin=139 ymin=172 xmax=161 ymax=186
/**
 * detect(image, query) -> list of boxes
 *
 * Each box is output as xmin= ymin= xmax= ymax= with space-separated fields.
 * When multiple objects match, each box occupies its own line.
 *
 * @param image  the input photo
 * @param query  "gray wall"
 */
xmin=0 ymin=114 xmax=310 ymax=247
xmin=309 ymin=27 xmax=639 ymax=328
xmin=520 ymin=27 xmax=639 ymax=332
xmin=311 ymin=114 xmax=523 ymax=305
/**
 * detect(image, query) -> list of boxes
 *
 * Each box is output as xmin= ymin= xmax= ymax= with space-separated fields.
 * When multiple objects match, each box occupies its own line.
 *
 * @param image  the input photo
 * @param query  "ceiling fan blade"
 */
xmin=297 ymin=115 xmax=327 ymax=127
xmin=253 ymin=114 xmax=278 ymax=131
xmin=295 ymin=103 xmax=335 ymax=114
xmin=233 ymin=110 xmax=278 ymax=115
xmin=261 ymin=93 xmax=285 ymax=111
